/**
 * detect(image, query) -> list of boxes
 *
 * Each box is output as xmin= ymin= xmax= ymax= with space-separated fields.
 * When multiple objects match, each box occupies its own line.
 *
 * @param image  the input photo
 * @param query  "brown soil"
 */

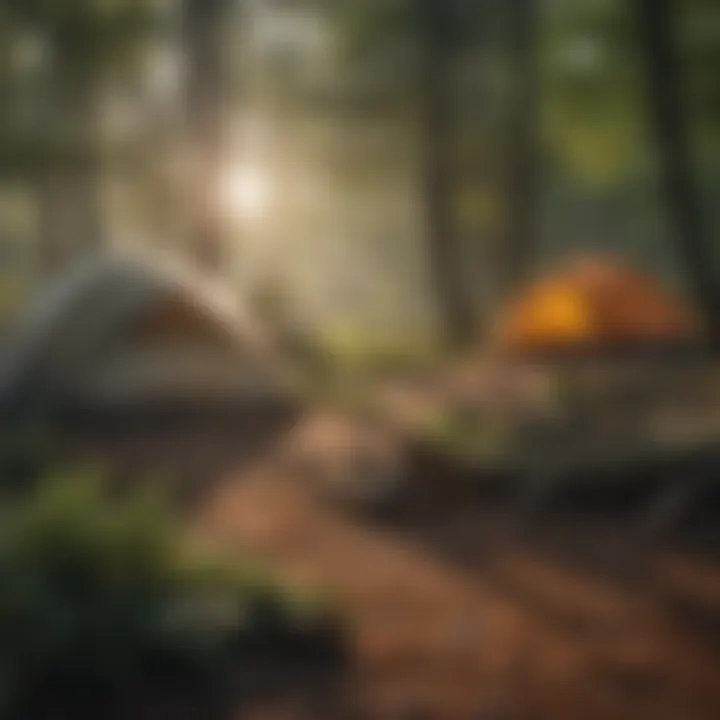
xmin=194 ymin=417 xmax=720 ymax=720
xmin=54 ymin=407 xmax=720 ymax=720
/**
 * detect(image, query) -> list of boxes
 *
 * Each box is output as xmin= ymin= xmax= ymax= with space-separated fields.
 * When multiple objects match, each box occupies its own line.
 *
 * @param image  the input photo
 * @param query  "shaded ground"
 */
xmin=194 ymin=416 xmax=720 ymax=720
xmin=53 ymin=399 xmax=720 ymax=719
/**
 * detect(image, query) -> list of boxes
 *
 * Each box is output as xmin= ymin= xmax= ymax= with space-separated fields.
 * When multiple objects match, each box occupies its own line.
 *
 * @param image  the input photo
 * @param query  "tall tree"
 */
xmin=182 ymin=0 xmax=230 ymax=274
xmin=415 ymin=0 xmax=474 ymax=346
xmin=40 ymin=78 xmax=104 ymax=268
xmin=318 ymin=0 xmax=477 ymax=345
xmin=3 ymin=1 xmax=158 ymax=272
xmin=498 ymin=0 xmax=541 ymax=301
xmin=634 ymin=0 xmax=718 ymax=342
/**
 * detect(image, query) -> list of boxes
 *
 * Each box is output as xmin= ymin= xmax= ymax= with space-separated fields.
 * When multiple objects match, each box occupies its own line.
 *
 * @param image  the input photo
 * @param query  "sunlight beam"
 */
xmin=219 ymin=166 xmax=272 ymax=221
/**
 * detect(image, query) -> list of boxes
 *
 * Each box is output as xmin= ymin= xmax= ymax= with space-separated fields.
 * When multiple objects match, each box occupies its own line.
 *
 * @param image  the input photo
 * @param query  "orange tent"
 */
xmin=496 ymin=255 xmax=703 ymax=355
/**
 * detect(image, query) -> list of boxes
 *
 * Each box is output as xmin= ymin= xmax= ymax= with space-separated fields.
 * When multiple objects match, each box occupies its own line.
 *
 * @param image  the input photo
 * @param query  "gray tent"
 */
xmin=0 ymin=251 xmax=293 ymax=420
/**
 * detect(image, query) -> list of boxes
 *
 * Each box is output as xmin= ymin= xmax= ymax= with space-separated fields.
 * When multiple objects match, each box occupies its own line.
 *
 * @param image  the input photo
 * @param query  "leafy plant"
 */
xmin=420 ymin=409 xmax=517 ymax=464
xmin=0 ymin=412 xmax=52 ymax=484
xmin=0 ymin=471 xmax=343 ymax=718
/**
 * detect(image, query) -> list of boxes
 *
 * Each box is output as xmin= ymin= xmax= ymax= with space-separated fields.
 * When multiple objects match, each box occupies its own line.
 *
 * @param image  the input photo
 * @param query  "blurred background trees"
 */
xmin=0 ymin=0 xmax=163 ymax=272
xmin=182 ymin=0 xmax=232 ymax=272
xmin=634 ymin=0 xmax=717 ymax=342
xmin=0 ymin=0 xmax=716 ymax=351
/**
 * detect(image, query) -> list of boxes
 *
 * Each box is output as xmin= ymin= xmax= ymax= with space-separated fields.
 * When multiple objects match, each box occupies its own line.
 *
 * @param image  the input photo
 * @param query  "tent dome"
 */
xmin=496 ymin=255 xmax=703 ymax=355
xmin=0 ymin=251 xmax=291 ymax=413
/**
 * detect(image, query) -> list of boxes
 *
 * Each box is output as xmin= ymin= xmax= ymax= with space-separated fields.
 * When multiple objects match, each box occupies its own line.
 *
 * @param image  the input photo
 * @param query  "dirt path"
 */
xmin=197 ymin=446 xmax=720 ymax=720
xmin=54 ymin=406 xmax=720 ymax=719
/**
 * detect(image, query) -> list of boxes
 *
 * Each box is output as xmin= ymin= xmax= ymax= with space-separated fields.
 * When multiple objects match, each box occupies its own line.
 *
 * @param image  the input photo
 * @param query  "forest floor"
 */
xmin=54 ymin=365 xmax=720 ymax=720
xmin=193 ymin=419 xmax=720 ymax=720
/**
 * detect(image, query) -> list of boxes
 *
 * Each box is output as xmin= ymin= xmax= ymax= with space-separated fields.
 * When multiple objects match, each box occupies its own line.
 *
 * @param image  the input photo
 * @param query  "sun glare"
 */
xmin=220 ymin=166 xmax=272 ymax=220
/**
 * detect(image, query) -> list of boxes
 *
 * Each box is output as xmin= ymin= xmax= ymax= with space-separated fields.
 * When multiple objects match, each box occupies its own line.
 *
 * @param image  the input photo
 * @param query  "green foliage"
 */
xmin=319 ymin=326 xmax=438 ymax=373
xmin=541 ymin=0 xmax=648 ymax=187
xmin=681 ymin=0 xmax=720 ymax=165
xmin=0 ymin=277 xmax=34 ymax=324
xmin=0 ymin=414 xmax=51 ymax=483
xmin=2 ymin=0 xmax=162 ymax=83
xmin=316 ymin=0 xmax=479 ymax=66
xmin=0 ymin=0 xmax=164 ymax=178
xmin=420 ymin=409 xmax=517 ymax=465
xmin=0 ymin=471 xmax=341 ymax=717
xmin=541 ymin=0 xmax=720 ymax=186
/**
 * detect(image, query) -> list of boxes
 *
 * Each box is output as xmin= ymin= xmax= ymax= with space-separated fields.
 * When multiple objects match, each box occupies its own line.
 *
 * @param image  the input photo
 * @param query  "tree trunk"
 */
xmin=417 ymin=0 xmax=473 ymax=347
xmin=182 ymin=0 xmax=228 ymax=274
xmin=72 ymin=156 xmax=104 ymax=257
xmin=37 ymin=170 xmax=68 ymax=274
xmin=634 ymin=0 xmax=718 ymax=345
xmin=69 ymin=81 xmax=105 ymax=256
xmin=499 ymin=0 xmax=540 ymax=302
xmin=37 ymin=81 xmax=104 ymax=274
xmin=39 ymin=167 xmax=103 ymax=269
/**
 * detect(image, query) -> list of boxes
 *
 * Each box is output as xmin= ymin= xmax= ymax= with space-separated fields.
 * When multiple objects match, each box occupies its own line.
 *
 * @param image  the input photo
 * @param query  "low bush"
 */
xmin=0 ymin=413 xmax=52 ymax=486
xmin=0 ymin=471 xmax=344 ymax=718
xmin=420 ymin=409 xmax=517 ymax=465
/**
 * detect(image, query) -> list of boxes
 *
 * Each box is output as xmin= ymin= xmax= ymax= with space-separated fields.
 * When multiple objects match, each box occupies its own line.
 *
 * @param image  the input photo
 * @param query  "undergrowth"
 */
xmin=0 ymin=470 xmax=344 ymax=719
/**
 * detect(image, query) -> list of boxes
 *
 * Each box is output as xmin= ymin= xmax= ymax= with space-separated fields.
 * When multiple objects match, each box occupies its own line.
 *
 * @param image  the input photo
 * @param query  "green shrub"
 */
xmin=0 ymin=413 xmax=51 ymax=485
xmin=420 ymin=409 xmax=517 ymax=463
xmin=0 ymin=471 xmax=343 ymax=718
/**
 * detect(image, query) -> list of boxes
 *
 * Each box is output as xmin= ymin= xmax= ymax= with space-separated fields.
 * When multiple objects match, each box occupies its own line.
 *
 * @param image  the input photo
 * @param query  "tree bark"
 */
xmin=499 ymin=0 xmax=540 ymax=303
xmin=37 ymin=170 xmax=69 ymax=273
xmin=37 ymin=80 xmax=104 ymax=275
xmin=72 ymin=148 xmax=105 ymax=257
xmin=417 ymin=0 xmax=474 ymax=347
xmin=182 ymin=0 xmax=228 ymax=274
xmin=634 ymin=0 xmax=718 ymax=345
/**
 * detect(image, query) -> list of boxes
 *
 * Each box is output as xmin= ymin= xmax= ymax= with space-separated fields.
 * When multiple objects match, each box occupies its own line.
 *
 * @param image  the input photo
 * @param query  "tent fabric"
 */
xmin=0 ymin=250 xmax=284 ymax=406
xmin=496 ymin=256 xmax=702 ymax=354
